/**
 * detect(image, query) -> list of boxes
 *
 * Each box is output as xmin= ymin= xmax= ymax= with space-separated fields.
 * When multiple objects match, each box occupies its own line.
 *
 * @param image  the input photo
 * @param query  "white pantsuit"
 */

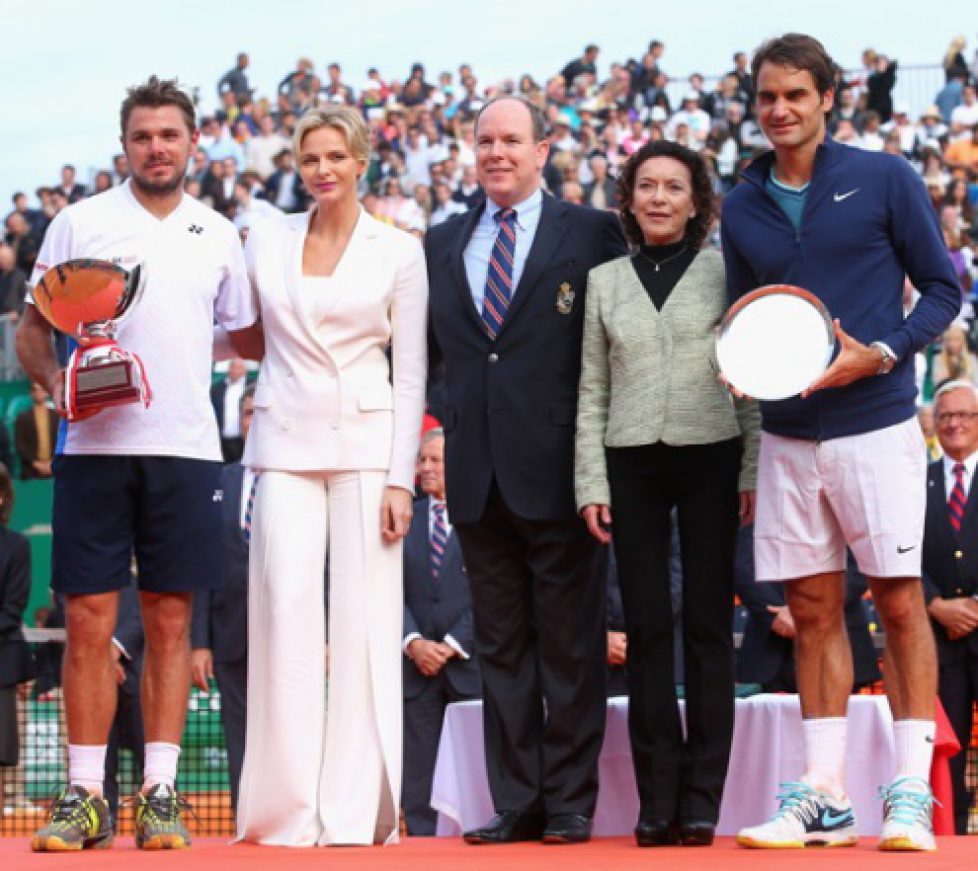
xmin=235 ymin=208 xmax=428 ymax=846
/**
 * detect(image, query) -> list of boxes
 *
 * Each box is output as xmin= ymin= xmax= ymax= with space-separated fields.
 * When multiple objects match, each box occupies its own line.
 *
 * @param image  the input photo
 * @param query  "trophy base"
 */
xmin=66 ymin=344 xmax=152 ymax=421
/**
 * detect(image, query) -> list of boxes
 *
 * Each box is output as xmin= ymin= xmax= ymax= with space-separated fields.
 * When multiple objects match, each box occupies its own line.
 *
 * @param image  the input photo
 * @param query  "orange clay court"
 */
xmin=0 ymin=835 xmax=975 ymax=871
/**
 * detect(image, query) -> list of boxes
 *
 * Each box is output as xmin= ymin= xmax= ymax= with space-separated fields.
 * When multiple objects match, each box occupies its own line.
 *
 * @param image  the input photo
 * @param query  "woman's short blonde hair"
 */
xmin=292 ymin=106 xmax=369 ymax=161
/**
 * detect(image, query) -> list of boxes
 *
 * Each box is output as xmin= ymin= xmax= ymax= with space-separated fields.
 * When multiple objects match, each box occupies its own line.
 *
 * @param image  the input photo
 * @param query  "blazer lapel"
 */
xmin=497 ymin=193 xmax=567 ymax=336
xmin=449 ymin=204 xmax=487 ymax=334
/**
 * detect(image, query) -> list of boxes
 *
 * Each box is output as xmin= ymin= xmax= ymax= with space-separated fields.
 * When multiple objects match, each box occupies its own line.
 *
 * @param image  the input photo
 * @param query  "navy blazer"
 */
xmin=426 ymin=193 xmax=627 ymax=523
xmin=402 ymin=497 xmax=480 ymax=700
xmin=192 ymin=463 xmax=249 ymax=664
xmin=922 ymin=459 xmax=978 ymax=663
xmin=0 ymin=527 xmax=33 ymax=687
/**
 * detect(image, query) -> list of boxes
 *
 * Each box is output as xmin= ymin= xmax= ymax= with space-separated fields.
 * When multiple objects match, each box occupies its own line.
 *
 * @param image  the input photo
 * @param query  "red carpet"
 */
xmin=0 ymin=836 xmax=974 ymax=871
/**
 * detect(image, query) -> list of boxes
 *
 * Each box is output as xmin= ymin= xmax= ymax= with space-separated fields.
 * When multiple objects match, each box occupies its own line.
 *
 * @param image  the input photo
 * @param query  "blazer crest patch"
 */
xmin=556 ymin=282 xmax=575 ymax=315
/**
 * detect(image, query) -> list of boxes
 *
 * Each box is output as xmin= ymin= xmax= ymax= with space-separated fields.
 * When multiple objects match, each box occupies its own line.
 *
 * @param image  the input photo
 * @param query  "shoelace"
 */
xmin=773 ymin=782 xmax=823 ymax=824
xmin=878 ymin=780 xmax=940 ymax=825
xmin=131 ymin=790 xmax=199 ymax=827
xmin=46 ymin=790 xmax=89 ymax=828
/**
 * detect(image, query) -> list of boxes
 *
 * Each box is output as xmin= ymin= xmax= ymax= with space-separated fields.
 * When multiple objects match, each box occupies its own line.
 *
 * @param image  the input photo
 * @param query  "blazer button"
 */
xmin=955 ymin=587 xmax=965 ymax=595
xmin=488 ymin=352 xmax=499 ymax=363
xmin=955 ymin=550 xmax=964 ymax=559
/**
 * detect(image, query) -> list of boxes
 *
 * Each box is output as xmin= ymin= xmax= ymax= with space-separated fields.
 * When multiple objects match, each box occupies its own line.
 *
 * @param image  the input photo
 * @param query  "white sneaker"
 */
xmin=878 ymin=777 xmax=937 ymax=852
xmin=737 ymin=781 xmax=858 ymax=849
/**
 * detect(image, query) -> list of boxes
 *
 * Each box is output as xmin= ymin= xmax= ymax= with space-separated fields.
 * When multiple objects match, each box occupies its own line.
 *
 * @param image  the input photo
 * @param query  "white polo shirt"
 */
xmin=30 ymin=182 xmax=257 ymax=460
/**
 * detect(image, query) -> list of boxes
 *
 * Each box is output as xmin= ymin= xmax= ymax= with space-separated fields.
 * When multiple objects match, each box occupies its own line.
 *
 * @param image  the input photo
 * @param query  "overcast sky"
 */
xmin=2 ymin=0 xmax=974 ymax=210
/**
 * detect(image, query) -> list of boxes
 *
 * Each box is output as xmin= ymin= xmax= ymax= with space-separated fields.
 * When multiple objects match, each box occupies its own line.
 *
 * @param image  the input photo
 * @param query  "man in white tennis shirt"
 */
xmin=17 ymin=76 xmax=261 ymax=852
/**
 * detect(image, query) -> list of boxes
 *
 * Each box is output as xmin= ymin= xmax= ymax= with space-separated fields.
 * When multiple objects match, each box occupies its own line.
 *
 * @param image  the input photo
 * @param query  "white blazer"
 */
xmin=242 ymin=207 xmax=428 ymax=490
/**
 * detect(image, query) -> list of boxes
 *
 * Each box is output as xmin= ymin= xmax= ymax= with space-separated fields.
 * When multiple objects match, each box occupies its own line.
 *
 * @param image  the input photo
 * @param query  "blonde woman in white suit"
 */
xmin=235 ymin=106 xmax=428 ymax=846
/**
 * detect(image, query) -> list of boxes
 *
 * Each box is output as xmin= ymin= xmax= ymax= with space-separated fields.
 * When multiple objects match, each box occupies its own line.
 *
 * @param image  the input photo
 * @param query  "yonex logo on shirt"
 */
xmin=188 ymin=224 xmax=204 ymax=235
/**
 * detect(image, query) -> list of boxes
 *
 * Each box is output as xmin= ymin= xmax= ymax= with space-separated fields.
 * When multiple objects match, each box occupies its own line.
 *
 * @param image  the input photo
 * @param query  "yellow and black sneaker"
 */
xmin=31 ymin=785 xmax=114 ymax=852
xmin=134 ymin=783 xmax=193 ymax=850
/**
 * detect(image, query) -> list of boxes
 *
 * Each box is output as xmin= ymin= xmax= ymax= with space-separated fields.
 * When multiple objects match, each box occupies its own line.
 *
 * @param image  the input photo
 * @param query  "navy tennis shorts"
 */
xmin=51 ymin=455 xmax=226 ymax=595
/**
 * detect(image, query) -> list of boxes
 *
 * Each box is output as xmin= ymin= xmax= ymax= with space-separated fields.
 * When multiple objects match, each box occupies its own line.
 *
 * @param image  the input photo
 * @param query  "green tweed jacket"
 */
xmin=575 ymin=248 xmax=760 ymax=510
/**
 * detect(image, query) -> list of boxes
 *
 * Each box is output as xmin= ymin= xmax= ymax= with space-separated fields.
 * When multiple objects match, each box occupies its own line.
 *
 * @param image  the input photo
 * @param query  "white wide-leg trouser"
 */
xmin=236 ymin=469 xmax=402 ymax=846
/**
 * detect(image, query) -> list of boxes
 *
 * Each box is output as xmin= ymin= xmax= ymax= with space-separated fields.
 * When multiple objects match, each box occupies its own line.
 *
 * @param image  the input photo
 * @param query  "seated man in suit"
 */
xmin=402 ymin=428 xmax=481 ymax=836
xmin=15 ymin=382 xmax=59 ymax=479
xmin=209 ymin=359 xmax=249 ymax=463
xmin=735 ymin=523 xmax=881 ymax=692
xmin=922 ymin=380 xmax=978 ymax=834
xmin=192 ymin=385 xmax=255 ymax=814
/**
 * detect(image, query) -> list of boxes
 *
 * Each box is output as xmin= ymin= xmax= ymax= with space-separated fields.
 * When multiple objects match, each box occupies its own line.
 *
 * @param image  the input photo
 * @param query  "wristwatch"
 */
xmin=869 ymin=341 xmax=897 ymax=375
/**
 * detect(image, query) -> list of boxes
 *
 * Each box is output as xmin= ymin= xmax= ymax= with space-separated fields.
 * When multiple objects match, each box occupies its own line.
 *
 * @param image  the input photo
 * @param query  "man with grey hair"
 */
xmin=922 ymin=380 xmax=978 ymax=834
xmin=401 ymin=428 xmax=480 ymax=835
xmin=426 ymin=94 xmax=626 ymax=845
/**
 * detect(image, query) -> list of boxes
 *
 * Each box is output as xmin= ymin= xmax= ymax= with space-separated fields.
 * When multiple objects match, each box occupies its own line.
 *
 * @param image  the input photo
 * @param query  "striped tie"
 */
xmin=243 ymin=473 xmax=260 ymax=544
xmin=431 ymin=502 xmax=448 ymax=580
xmin=481 ymin=208 xmax=517 ymax=339
xmin=949 ymin=462 xmax=967 ymax=534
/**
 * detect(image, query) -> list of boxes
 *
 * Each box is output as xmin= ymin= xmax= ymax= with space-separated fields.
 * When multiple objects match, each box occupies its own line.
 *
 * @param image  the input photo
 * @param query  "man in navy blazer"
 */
xmin=191 ymin=387 xmax=254 ymax=813
xmin=425 ymin=95 xmax=627 ymax=845
xmin=402 ymin=429 xmax=480 ymax=835
xmin=922 ymin=380 xmax=978 ymax=834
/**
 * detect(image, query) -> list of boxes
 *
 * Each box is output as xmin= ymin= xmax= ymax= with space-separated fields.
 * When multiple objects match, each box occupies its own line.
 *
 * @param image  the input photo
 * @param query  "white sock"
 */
xmin=67 ymin=744 xmax=107 ymax=795
xmin=142 ymin=742 xmax=181 ymax=791
xmin=801 ymin=717 xmax=848 ymax=800
xmin=893 ymin=720 xmax=935 ymax=786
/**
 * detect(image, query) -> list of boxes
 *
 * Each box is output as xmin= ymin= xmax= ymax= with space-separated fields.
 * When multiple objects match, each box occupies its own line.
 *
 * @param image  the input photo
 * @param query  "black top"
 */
xmin=630 ymin=240 xmax=697 ymax=311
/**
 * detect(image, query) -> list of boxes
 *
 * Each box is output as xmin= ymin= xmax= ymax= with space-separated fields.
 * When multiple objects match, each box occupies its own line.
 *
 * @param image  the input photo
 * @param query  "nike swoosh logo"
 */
xmin=833 ymin=189 xmax=860 ymax=202
xmin=897 ymin=545 xmax=916 ymax=554
xmin=819 ymin=808 xmax=854 ymax=829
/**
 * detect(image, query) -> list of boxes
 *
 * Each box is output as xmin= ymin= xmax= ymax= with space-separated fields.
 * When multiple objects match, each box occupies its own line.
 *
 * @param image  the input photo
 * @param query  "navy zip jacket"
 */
xmin=721 ymin=137 xmax=959 ymax=441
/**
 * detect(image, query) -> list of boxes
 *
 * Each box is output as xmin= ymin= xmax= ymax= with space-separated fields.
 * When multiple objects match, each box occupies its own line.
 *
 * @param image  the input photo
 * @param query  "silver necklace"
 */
xmin=638 ymin=243 xmax=688 ymax=272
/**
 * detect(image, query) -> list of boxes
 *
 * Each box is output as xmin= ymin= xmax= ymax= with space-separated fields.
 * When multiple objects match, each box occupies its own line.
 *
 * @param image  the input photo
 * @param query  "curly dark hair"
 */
xmin=617 ymin=140 xmax=714 ymax=248
xmin=0 ymin=462 xmax=13 ymax=527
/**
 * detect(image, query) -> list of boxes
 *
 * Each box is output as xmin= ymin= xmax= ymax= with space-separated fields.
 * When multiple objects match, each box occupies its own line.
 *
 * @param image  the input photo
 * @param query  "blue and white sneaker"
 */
xmin=737 ymin=781 xmax=858 ymax=848
xmin=878 ymin=777 xmax=937 ymax=852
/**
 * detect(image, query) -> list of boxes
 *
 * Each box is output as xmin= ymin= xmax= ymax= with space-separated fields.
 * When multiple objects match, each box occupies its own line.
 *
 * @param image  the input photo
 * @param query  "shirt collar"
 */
xmin=484 ymin=186 xmax=543 ymax=231
xmin=943 ymin=451 xmax=978 ymax=480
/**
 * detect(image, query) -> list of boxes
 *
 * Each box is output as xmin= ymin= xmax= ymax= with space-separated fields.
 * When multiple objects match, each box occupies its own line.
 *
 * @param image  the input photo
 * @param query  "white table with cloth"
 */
xmin=430 ymin=694 xmax=902 ymax=836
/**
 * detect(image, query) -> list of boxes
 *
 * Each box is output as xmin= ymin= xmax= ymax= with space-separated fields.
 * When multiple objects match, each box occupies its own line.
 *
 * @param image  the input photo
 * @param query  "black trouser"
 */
xmin=937 ymin=651 xmax=978 ymax=834
xmin=607 ymin=440 xmax=740 ymax=824
xmin=454 ymin=482 xmax=607 ymax=817
xmin=402 ymin=673 xmax=479 ymax=835
xmin=214 ymin=658 xmax=247 ymax=816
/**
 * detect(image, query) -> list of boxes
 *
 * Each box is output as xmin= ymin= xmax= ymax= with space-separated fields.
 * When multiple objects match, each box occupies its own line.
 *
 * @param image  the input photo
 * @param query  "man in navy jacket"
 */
xmin=401 ymin=429 xmax=480 ymax=835
xmin=722 ymin=34 xmax=959 ymax=852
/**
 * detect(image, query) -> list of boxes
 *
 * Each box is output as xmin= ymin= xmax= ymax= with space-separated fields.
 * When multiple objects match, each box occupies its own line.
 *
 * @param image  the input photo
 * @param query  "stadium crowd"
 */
xmin=3 ymin=36 xmax=978 ymax=395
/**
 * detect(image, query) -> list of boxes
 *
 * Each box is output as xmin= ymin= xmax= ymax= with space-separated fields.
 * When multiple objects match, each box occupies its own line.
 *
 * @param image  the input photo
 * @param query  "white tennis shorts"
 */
xmin=754 ymin=417 xmax=925 ymax=581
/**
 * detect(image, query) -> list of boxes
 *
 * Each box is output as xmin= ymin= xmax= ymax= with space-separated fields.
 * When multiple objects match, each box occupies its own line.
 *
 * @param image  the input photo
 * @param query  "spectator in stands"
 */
xmin=246 ymin=115 xmax=290 ymax=181
xmin=944 ymin=177 xmax=976 ymax=231
xmin=218 ymin=52 xmax=252 ymax=106
xmin=264 ymin=148 xmax=307 ymax=213
xmin=401 ymin=429 xmax=480 ymax=836
xmin=922 ymin=380 xmax=978 ymax=834
xmin=936 ymin=70 xmax=968 ymax=125
xmin=560 ymin=44 xmax=600 ymax=87
xmin=943 ymin=35 xmax=971 ymax=82
xmin=950 ymin=85 xmax=978 ymax=136
xmin=4 ymin=212 xmax=41 ymax=276
xmin=0 ymin=462 xmax=34 ymax=809
xmin=945 ymin=123 xmax=978 ymax=176
xmin=0 ymin=241 xmax=27 ymax=319
xmin=866 ymin=53 xmax=897 ymax=123
xmin=15 ymin=382 xmax=58 ymax=480
xmin=576 ymin=140 xmax=759 ymax=847
xmin=9 ymin=191 xmax=47 ymax=237
xmin=57 ymin=165 xmax=87 ymax=204
xmin=429 ymin=181 xmax=466 ymax=226
xmin=278 ymin=57 xmax=315 ymax=113
xmin=583 ymin=153 xmax=618 ymax=210
xmin=232 ymin=178 xmax=281 ymax=236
